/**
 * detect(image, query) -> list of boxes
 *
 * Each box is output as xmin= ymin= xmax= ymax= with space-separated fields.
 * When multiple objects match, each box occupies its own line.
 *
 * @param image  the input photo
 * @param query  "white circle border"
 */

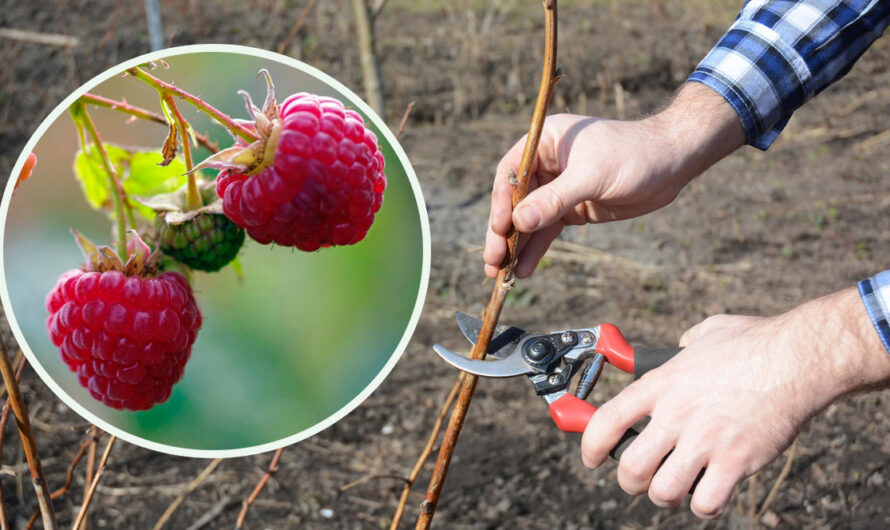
xmin=0 ymin=44 xmax=431 ymax=458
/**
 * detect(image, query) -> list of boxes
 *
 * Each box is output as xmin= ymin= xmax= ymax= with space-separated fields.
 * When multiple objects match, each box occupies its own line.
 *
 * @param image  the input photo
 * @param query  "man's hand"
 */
xmin=484 ymin=82 xmax=745 ymax=278
xmin=580 ymin=288 xmax=890 ymax=519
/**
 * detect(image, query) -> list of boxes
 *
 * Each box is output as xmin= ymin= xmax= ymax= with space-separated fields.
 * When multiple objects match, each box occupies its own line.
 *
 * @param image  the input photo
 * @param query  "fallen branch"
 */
xmin=390 ymin=374 xmax=462 ymax=529
xmin=153 ymin=458 xmax=223 ymax=530
xmin=0 ymin=338 xmax=56 ymax=529
xmin=71 ymin=435 xmax=116 ymax=530
xmin=0 ymin=28 xmax=80 ymax=47
xmin=415 ymin=2 xmax=560 ymax=527
xmin=277 ymin=0 xmax=318 ymax=54
xmin=235 ymin=447 xmax=284 ymax=528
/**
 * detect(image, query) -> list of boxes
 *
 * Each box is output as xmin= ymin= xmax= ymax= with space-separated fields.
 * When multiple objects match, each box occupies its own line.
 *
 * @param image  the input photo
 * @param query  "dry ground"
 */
xmin=1 ymin=1 xmax=889 ymax=528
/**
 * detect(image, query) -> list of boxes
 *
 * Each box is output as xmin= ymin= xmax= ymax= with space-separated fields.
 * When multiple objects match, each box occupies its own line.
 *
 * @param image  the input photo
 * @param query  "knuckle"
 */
xmin=648 ymin=469 xmax=686 ymax=507
xmin=594 ymin=400 xmax=626 ymax=428
xmin=618 ymin=458 xmax=650 ymax=486
xmin=691 ymin=495 xmax=726 ymax=519
xmin=618 ymin=466 xmax=649 ymax=496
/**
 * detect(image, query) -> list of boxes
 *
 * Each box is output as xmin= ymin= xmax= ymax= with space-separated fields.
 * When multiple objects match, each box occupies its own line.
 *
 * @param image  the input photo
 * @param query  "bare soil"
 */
xmin=1 ymin=1 xmax=890 ymax=528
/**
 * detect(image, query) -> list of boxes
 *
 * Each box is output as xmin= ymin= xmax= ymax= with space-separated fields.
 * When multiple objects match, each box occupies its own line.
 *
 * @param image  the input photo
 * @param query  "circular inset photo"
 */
xmin=1 ymin=45 xmax=429 ymax=456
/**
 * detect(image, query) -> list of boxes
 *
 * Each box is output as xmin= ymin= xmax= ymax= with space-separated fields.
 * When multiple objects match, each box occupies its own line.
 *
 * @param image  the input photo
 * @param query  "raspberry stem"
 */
xmin=127 ymin=66 xmax=259 ymax=144
xmin=78 ymin=93 xmax=219 ymax=153
xmin=415 ymin=1 xmax=561 ymax=527
xmin=71 ymin=103 xmax=131 ymax=258
xmin=163 ymin=94 xmax=202 ymax=211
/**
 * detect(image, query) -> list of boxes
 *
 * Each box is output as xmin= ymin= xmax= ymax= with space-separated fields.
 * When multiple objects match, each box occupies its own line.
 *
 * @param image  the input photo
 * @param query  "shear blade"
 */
xmin=432 ymin=344 xmax=531 ymax=378
xmin=454 ymin=312 xmax=527 ymax=359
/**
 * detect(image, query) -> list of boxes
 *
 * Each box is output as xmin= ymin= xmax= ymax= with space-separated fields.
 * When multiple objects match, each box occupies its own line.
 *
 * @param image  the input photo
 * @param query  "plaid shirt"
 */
xmin=688 ymin=0 xmax=890 ymax=150
xmin=688 ymin=0 xmax=890 ymax=352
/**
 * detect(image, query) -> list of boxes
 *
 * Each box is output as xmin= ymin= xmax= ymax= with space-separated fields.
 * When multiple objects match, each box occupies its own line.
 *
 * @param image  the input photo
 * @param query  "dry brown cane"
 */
xmin=413 ymin=1 xmax=561 ymax=528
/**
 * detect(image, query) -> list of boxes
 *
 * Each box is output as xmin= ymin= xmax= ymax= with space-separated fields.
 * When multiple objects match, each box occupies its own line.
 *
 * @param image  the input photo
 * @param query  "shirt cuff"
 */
xmin=858 ymin=271 xmax=890 ymax=355
xmin=686 ymin=21 xmax=812 ymax=151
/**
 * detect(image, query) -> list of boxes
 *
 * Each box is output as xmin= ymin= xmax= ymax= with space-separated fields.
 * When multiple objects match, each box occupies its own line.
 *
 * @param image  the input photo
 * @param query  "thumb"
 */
xmin=512 ymin=169 xmax=588 ymax=232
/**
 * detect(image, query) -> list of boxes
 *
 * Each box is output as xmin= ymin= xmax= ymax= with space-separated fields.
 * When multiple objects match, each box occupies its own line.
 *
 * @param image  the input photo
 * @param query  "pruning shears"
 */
xmin=433 ymin=312 xmax=682 ymax=460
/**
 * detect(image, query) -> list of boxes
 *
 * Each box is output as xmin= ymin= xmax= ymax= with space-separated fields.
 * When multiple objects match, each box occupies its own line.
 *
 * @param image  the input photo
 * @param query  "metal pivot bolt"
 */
xmin=561 ymin=331 xmax=574 ymax=344
xmin=526 ymin=340 xmax=552 ymax=362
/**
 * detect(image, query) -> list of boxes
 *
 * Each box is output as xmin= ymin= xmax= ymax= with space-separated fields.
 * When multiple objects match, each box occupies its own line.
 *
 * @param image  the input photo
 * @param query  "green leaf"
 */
xmin=73 ymin=144 xmax=130 ymax=210
xmin=73 ymin=144 xmax=190 ymax=221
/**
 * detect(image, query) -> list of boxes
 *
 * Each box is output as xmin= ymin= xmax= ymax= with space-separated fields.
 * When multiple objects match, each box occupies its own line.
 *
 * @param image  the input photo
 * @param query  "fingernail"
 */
xmin=515 ymin=203 xmax=541 ymax=230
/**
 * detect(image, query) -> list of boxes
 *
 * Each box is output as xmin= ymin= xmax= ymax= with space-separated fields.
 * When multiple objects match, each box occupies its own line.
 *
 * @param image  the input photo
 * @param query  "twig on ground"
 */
xmin=853 ymin=129 xmax=890 ymax=155
xmin=277 ymin=0 xmax=318 ymax=54
xmin=415 ymin=2 xmax=561 ymax=528
xmin=836 ymin=88 xmax=890 ymax=117
xmin=0 ymin=338 xmax=56 ymax=529
xmin=235 ymin=447 xmax=285 ymax=528
xmin=186 ymin=495 xmax=235 ymax=530
xmin=26 ymin=430 xmax=105 ymax=530
xmin=755 ymin=438 xmax=799 ymax=521
xmin=153 ymin=458 xmax=223 ymax=530
xmin=747 ymin=473 xmax=758 ymax=529
xmin=341 ymin=474 xmax=409 ymax=492
xmin=395 ymin=102 xmax=415 ymax=139
xmin=71 ymin=435 xmax=116 ymax=530
xmin=390 ymin=374 xmax=462 ymax=529
xmin=0 ymin=351 xmax=26 ymax=530
xmin=0 ymin=28 xmax=80 ymax=47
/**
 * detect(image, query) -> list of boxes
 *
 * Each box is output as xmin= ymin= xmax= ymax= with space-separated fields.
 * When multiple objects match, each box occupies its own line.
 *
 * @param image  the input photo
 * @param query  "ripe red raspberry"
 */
xmin=216 ymin=93 xmax=385 ymax=250
xmin=197 ymin=73 xmax=386 ymax=251
xmin=45 ymin=232 xmax=202 ymax=411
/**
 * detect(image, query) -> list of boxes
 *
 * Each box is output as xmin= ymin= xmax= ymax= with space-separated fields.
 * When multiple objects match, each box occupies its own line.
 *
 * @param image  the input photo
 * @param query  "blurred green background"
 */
xmin=3 ymin=52 xmax=426 ymax=452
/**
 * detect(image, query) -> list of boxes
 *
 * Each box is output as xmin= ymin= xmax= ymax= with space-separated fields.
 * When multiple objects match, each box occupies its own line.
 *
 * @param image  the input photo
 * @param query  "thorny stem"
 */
xmin=79 ymin=93 xmax=219 ymax=153
xmin=414 ymin=2 xmax=560 ymax=528
xmin=71 ymin=435 xmax=116 ymax=530
xmin=80 ymin=427 xmax=98 ymax=530
xmin=389 ymin=374 xmax=463 ymax=530
xmin=235 ymin=447 xmax=284 ymax=529
xmin=26 ymin=430 xmax=105 ymax=530
xmin=127 ymin=66 xmax=259 ymax=143
xmin=73 ymin=104 xmax=130 ymax=258
xmin=163 ymin=95 xmax=202 ymax=210
xmin=0 ymin=351 xmax=26 ymax=530
xmin=0 ymin=339 xmax=57 ymax=530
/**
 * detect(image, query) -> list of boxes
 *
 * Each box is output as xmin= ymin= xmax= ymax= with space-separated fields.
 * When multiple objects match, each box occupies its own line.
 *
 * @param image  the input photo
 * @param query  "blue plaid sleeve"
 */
xmin=688 ymin=0 xmax=890 ymax=150
xmin=858 ymin=271 xmax=890 ymax=354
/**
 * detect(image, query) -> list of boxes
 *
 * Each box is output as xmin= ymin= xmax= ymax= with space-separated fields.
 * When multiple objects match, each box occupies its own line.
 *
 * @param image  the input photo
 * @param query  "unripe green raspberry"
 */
xmin=156 ymin=213 xmax=245 ymax=272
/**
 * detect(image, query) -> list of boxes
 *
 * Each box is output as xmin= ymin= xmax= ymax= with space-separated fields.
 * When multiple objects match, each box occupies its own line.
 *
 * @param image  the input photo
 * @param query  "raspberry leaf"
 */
xmin=74 ymin=144 xmax=189 ymax=221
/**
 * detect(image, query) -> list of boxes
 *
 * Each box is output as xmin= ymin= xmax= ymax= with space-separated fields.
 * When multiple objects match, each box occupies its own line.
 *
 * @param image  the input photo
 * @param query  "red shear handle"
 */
xmin=597 ymin=324 xmax=682 ymax=379
xmin=549 ymin=394 xmax=597 ymax=433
